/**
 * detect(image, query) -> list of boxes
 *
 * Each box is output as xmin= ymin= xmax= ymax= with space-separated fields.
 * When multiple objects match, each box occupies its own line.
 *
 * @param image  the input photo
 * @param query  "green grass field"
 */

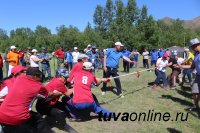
xmin=2 ymin=57 xmax=200 ymax=133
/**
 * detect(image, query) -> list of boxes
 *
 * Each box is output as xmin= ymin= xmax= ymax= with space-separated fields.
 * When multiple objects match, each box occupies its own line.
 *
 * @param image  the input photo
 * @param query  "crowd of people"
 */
xmin=0 ymin=38 xmax=200 ymax=132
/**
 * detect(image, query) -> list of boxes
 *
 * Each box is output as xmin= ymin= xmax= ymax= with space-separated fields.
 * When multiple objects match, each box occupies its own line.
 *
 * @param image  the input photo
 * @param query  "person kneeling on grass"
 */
xmin=0 ymin=65 xmax=27 ymax=105
xmin=36 ymin=67 xmax=73 ymax=131
xmin=152 ymin=53 xmax=170 ymax=90
xmin=0 ymin=67 xmax=54 ymax=133
xmin=64 ymin=62 xmax=112 ymax=120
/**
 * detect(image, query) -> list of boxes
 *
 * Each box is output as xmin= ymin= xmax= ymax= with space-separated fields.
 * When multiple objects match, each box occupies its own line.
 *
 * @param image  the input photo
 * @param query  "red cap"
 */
xmin=11 ymin=65 xmax=27 ymax=76
xmin=163 ymin=53 xmax=168 ymax=58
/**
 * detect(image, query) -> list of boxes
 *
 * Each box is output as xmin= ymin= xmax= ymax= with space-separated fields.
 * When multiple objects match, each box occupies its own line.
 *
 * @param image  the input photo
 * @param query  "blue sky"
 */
xmin=0 ymin=0 xmax=199 ymax=34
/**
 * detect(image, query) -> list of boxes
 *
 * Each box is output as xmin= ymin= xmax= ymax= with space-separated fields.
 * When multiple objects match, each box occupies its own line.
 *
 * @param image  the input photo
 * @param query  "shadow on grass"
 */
xmin=180 ymin=85 xmax=191 ymax=92
xmin=44 ymin=113 xmax=78 ymax=133
xmin=176 ymin=89 xmax=192 ymax=99
xmin=167 ymin=128 xmax=182 ymax=133
xmin=185 ymin=110 xmax=200 ymax=119
xmin=100 ymin=86 xmax=148 ymax=105
xmin=161 ymin=95 xmax=193 ymax=107
xmin=101 ymin=86 xmax=128 ymax=96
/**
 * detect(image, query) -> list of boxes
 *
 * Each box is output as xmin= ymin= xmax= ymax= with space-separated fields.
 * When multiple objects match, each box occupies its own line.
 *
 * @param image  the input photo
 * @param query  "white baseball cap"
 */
xmin=184 ymin=48 xmax=189 ymax=52
xmin=10 ymin=45 xmax=16 ymax=49
xmin=189 ymin=38 xmax=200 ymax=47
xmin=78 ymin=54 xmax=89 ymax=60
xmin=87 ymin=44 xmax=91 ymax=48
xmin=74 ymin=47 xmax=78 ymax=50
xmin=115 ymin=42 xmax=123 ymax=46
xmin=32 ymin=49 xmax=38 ymax=53
xmin=83 ymin=62 xmax=94 ymax=70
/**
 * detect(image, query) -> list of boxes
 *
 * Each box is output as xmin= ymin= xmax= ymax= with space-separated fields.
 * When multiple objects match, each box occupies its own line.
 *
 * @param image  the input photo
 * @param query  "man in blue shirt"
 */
xmin=102 ymin=42 xmax=135 ymax=97
xmin=158 ymin=48 xmax=165 ymax=58
xmin=38 ymin=47 xmax=52 ymax=81
xmin=122 ymin=47 xmax=131 ymax=73
xmin=177 ymin=38 xmax=200 ymax=113
xmin=150 ymin=48 xmax=158 ymax=67
xmin=64 ymin=48 xmax=73 ymax=71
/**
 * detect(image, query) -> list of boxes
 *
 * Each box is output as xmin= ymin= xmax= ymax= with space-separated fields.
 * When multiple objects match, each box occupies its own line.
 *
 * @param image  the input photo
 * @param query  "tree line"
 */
xmin=0 ymin=0 xmax=200 ymax=53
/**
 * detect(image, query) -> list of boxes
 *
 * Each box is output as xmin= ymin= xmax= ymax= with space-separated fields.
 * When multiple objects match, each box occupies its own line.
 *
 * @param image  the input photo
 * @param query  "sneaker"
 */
xmin=152 ymin=84 xmax=157 ymax=90
xmin=170 ymin=85 xmax=176 ymax=90
xmin=102 ymin=91 xmax=106 ymax=95
xmin=119 ymin=94 xmax=124 ymax=98
xmin=164 ymin=86 xmax=170 ymax=90
xmin=188 ymin=107 xmax=199 ymax=112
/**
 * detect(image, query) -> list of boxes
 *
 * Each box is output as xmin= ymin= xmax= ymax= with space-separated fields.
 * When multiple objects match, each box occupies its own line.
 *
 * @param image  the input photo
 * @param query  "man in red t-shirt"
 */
xmin=69 ymin=53 xmax=89 ymax=79
xmin=18 ymin=49 xmax=26 ymax=66
xmin=65 ymin=62 xmax=111 ymax=120
xmin=0 ymin=54 xmax=3 ymax=82
xmin=0 ymin=65 xmax=27 ymax=105
xmin=0 ymin=67 xmax=54 ymax=133
xmin=36 ymin=68 xmax=72 ymax=131
xmin=54 ymin=45 xmax=65 ymax=68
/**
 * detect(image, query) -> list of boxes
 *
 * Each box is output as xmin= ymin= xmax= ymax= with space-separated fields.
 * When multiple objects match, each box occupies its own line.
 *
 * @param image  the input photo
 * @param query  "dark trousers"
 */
xmin=143 ymin=59 xmax=149 ymax=69
xmin=0 ymin=112 xmax=53 ymax=133
xmin=151 ymin=60 xmax=157 ymax=67
xmin=67 ymin=62 xmax=73 ymax=71
xmin=102 ymin=67 xmax=122 ymax=95
xmin=123 ymin=61 xmax=130 ymax=72
xmin=155 ymin=70 xmax=168 ymax=87
xmin=36 ymin=100 xmax=67 ymax=127
xmin=0 ymin=68 xmax=3 ymax=82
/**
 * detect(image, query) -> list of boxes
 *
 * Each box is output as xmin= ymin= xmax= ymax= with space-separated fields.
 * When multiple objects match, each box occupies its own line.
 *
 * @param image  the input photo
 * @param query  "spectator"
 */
xmin=142 ymin=49 xmax=149 ymax=69
xmin=158 ymin=48 xmax=165 ymax=58
xmin=64 ymin=48 xmax=73 ymax=71
xmin=6 ymin=45 xmax=19 ymax=76
xmin=24 ymin=47 xmax=32 ymax=67
xmin=131 ymin=49 xmax=140 ymax=68
xmin=86 ymin=45 xmax=99 ymax=74
xmin=72 ymin=47 xmax=80 ymax=66
xmin=102 ymin=42 xmax=134 ymax=97
xmin=3 ymin=50 xmax=9 ymax=77
xmin=84 ymin=44 xmax=91 ymax=53
xmin=54 ymin=45 xmax=65 ymax=68
xmin=122 ymin=47 xmax=131 ymax=73
xmin=150 ymin=48 xmax=158 ymax=67
xmin=30 ymin=49 xmax=43 ymax=68
xmin=38 ymin=47 xmax=52 ymax=81
xmin=18 ymin=49 xmax=26 ymax=66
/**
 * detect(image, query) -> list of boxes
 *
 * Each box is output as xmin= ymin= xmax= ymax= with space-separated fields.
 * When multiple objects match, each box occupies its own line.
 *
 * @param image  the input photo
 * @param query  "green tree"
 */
xmin=93 ymin=5 xmax=105 ymax=33
xmin=126 ymin=0 xmax=139 ymax=26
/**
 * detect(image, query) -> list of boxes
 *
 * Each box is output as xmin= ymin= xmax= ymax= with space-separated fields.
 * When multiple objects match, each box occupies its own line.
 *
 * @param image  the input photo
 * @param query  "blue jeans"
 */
xmin=182 ymin=69 xmax=193 ymax=83
xmin=41 ymin=64 xmax=51 ymax=80
xmin=64 ymin=99 xmax=111 ymax=118
xmin=155 ymin=70 xmax=168 ymax=87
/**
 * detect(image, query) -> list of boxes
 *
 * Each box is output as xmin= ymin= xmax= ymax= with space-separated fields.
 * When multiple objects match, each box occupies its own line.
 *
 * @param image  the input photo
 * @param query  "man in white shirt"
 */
xmin=152 ymin=53 xmax=170 ymax=90
xmin=142 ymin=49 xmax=149 ymax=69
xmin=72 ymin=47 xmax=80 ymax=66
